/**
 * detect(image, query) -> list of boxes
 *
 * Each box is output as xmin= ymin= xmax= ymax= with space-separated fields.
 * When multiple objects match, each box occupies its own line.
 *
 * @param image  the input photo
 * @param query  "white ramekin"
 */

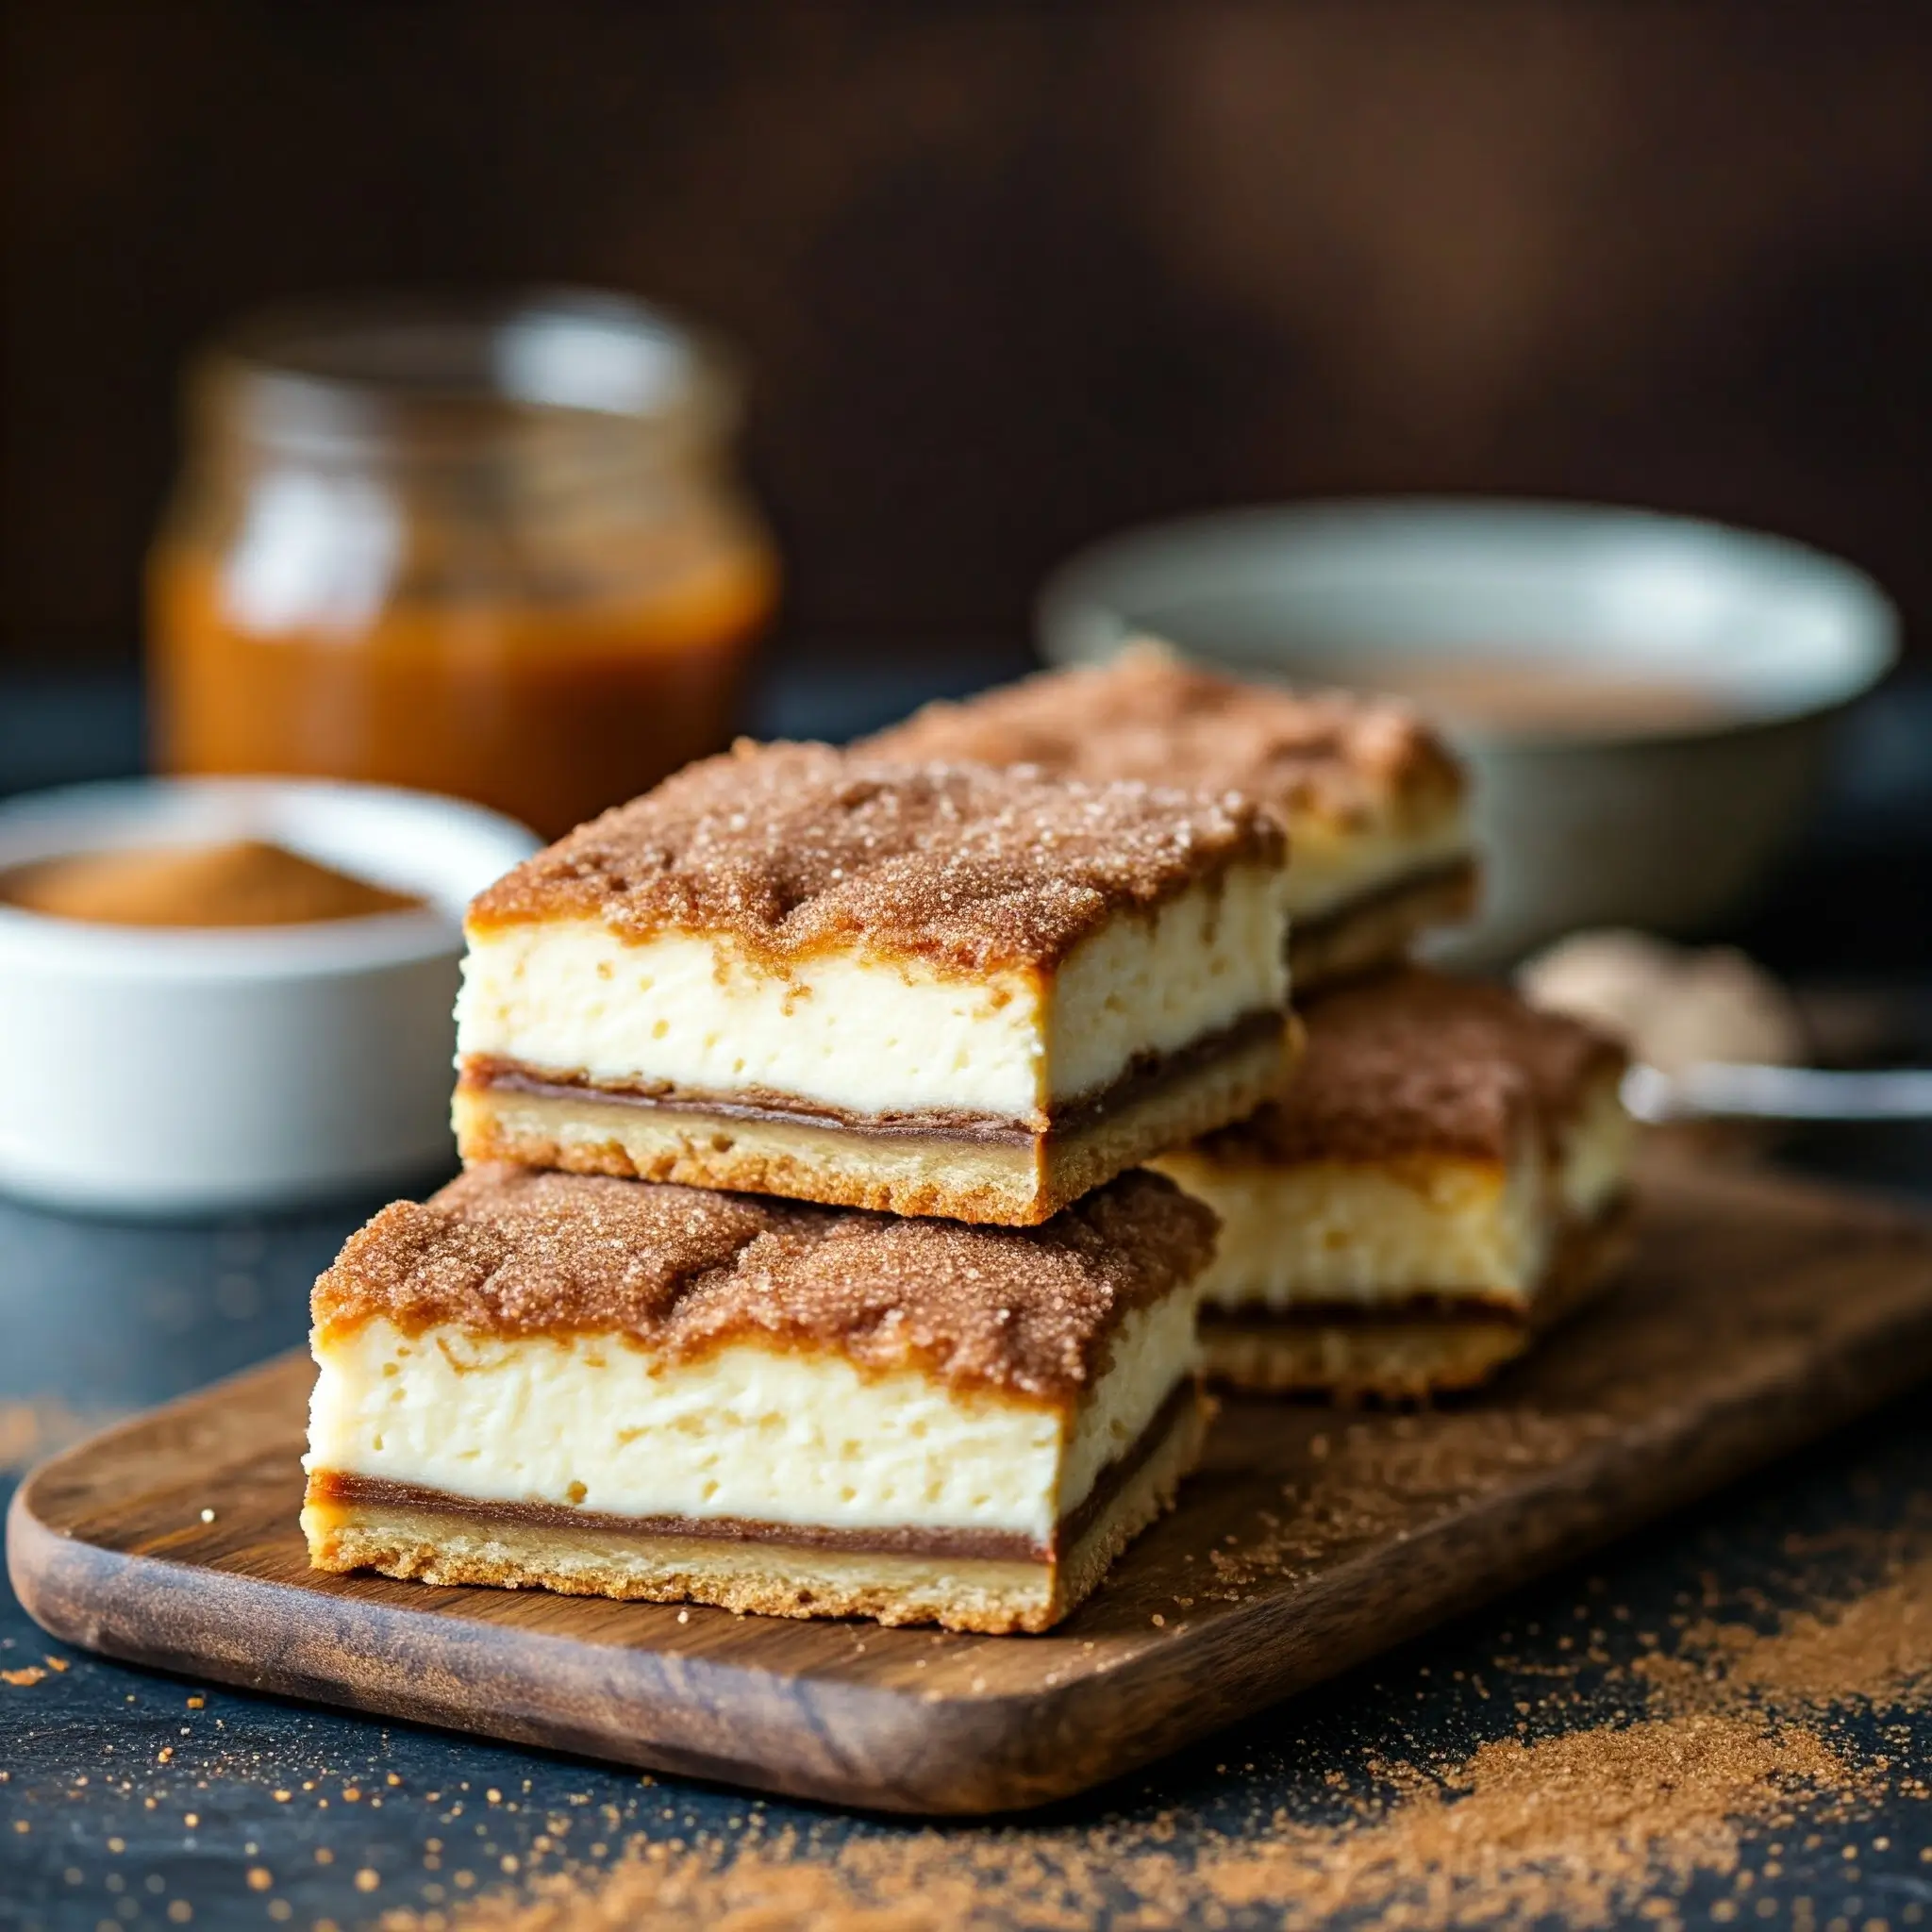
xmin=0 ymin=778 xmax=539 ymax=1216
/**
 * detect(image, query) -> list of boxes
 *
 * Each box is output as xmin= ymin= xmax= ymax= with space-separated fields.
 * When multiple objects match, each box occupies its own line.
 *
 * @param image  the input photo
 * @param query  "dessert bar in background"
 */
xmin=1155 ymin=969 xmax=1635 ymax=1400
xmin=303 ymin=1164 xmax=1217 ymax=1632
xmin=866 ymin=644 xmax=1475 ymax=991
xmin=453 ymin=740 xmax=1295 ymax=1225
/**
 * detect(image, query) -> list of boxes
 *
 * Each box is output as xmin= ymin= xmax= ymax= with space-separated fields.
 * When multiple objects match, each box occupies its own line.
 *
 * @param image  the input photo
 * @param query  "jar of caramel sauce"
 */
xmin=148 ymin=292 xmax=777 ymax=839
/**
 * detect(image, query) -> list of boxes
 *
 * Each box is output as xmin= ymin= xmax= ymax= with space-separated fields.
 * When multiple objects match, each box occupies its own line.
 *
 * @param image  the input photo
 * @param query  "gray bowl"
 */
xmin=1038 ymin=499 xmax=1898 ymax=965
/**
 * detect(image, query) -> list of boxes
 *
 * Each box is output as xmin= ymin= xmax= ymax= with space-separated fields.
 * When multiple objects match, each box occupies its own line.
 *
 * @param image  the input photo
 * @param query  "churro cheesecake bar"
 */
xmin=454 ymin=741 xmax=1293 ymax=1225
xmin=303 ymin=1165 xmax=1217 ymax=1633
xmin=866 ymin=646 xmax=1475 ymax=991
xmin=1154 ymin=969 xmax=1636 ymax=1399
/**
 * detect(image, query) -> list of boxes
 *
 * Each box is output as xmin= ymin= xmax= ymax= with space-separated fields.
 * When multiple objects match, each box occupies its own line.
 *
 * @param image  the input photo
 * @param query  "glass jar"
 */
xmin=148 ymin=291 xmax=777 ymax=839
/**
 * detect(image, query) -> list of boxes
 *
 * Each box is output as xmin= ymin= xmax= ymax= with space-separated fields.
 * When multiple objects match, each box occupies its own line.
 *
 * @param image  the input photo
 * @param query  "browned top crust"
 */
xmin=864 ymin=647 xmax=1467 ymax=838
xmin=312 ymin=1165 xmax=1218 ymax=1403
xmin=1191 ymin=967 xmax=1626 ymax=1167
xmin=466 ymin=740 xmax=1284 ymax=974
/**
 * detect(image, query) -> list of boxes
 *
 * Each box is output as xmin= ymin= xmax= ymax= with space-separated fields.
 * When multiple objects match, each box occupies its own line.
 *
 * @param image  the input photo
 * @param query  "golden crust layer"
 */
xmin=1202 ymin=1199 xmax=1635 ymax=1400
xmin=465 ymin=739 xmax=1284 ymax=976
xmin=300 ymin=1389 xmax=1208 ymax=1633
xmin=311 ymin=1164 xmax=1218 ymax=1404
xmin=452 ymin=1018 xmax=1292 ymax=1226
xmin=1192 ymin=967 xmax=1627 ymax=1170
xmin=864 ymin=646 xmax=1467 ymax=845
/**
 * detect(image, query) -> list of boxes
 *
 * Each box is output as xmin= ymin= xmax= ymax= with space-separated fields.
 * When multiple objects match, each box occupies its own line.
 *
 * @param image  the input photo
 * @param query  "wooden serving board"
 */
xmin=11 ymin=1158 xmax=1932 ymax=1816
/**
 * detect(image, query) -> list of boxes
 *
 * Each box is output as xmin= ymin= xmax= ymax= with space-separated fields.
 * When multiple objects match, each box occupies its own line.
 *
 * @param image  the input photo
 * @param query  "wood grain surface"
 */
xmin=11 ymin=1158 xmax=1932 ymax=1816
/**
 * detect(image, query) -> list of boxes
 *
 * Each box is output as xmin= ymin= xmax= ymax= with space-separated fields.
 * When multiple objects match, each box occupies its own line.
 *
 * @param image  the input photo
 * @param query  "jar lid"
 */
xmin=193 ymin=289 xmax=741 ymax=457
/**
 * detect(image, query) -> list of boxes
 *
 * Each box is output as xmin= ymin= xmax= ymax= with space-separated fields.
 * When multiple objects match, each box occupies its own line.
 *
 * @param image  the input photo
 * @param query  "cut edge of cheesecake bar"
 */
xmin=302 ymin=1165 xmax=1217 ymax=1629
xmin=303 ymin=1383 xmax=1208 ymax=1634
xmin=454 ymin=740 xmax=1294 ymax=1214
xmin=1196 ymin=1198 xmax=1634 ymax=1402
xmin=1151 ymin=968 xmax=1639 ymax=1399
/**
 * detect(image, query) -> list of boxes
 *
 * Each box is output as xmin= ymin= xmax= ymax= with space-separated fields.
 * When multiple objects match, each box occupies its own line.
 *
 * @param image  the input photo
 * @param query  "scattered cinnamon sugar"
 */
xmin=466 ymin=740 xmax=1285 ymax=974
xmin=1193 ymin=1719 xmax=1863 ymax=1929
xmin=0 ymin=839 xmax=421 ymax=927
xmin=1637 ymin=1547 xmax=1932 ymax=1717
xmin=1196 ymin=1407 xmax=1623 ymax=1600
xmin=386 ymin=1716 xmax=1860 ymax=1932
xmin=388 ymin=1516 xmax=1932 ymax=1932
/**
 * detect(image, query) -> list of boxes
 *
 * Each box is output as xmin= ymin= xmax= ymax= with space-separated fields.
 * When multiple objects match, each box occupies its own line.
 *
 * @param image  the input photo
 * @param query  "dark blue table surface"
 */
xmin=3 ymin=658 xmax=1930 ymax=1931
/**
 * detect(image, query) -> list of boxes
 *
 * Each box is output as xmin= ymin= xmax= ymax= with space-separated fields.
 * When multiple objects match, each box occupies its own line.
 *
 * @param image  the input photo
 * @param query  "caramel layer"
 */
xmin=455 ymin=1020 xmax=1291 ymax=1225
xmin=460 ymin=1008 xmax=1289 ymax=1146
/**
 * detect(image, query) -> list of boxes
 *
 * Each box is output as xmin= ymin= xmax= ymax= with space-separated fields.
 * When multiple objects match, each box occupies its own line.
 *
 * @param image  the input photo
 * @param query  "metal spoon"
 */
xmin=1623 ymin=1062 xmax=1932 ymax=1125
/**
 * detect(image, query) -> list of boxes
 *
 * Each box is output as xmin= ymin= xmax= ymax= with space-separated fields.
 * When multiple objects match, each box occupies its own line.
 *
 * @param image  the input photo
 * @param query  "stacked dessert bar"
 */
xmin=304 ymin=741 xmax=1298 ymax=1630
xmin=871 ymin=646 xmax=1637 ymax=1400
xmin=303 ymin=647 xmax=1640 ymax=1632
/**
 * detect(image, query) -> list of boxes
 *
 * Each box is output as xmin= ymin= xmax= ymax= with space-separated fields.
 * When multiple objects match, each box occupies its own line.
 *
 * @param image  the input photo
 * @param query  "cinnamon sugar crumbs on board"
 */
xmin=1201 ymin=1407 xmax=1622 ymax=1601
xmin=391 ymin=1535 xmax=1931 ymax=1932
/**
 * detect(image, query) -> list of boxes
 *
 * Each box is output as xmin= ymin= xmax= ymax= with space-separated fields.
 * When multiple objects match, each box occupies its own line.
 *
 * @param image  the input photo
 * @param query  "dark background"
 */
xmin=7 ymin=0 xmax=1932 ymax=674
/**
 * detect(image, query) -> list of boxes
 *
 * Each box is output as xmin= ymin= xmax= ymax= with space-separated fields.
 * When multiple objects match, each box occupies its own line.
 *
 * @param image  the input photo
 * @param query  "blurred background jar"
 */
xmin=147 ymin=290 xmax=777 ymax=840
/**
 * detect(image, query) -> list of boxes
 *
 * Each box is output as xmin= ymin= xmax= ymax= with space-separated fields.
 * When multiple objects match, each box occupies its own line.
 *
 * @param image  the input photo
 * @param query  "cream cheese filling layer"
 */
xmin=305 ymin=1296 xmax=1198 ymax=1549
xmin=1158 ymin=1132 xmax=1550 ymax=1312
xmin=1560 ymin=1074 xmax=1637 ymax=1220
xmin=1156 ymin=1078 xmax=1635 ymax=1315
xmin=1285 ymin=809 xmax=1472 ymax=924
xmin=455 ymin=862 xmax=1290 ymax=1124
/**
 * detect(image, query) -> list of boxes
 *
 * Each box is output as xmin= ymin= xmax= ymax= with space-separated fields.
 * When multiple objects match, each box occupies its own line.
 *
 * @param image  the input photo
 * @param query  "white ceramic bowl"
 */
xmin=0 ymin=779 xmax=539 ymax=1215
xmin=1039 ymin=499 xmax=1898 ymax=965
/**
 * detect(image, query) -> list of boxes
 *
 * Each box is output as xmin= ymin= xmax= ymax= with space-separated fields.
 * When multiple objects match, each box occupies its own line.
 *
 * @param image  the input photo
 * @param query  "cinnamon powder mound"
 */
xmin=0 ymin=839 xmax=422 ymax=926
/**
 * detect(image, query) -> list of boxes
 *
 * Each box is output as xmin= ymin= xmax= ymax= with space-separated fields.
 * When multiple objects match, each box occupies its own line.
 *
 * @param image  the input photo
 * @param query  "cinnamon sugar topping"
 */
xmin=1196 ymin=967 xmax=1626 ymax=1167
xmin=466 ymin=740 xmax=1283 ymax=973
xmin=312 ymin=1165 xmax=1217 ymax=1402
xmin=865 ymin=646 xmax=1466 ymax=836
